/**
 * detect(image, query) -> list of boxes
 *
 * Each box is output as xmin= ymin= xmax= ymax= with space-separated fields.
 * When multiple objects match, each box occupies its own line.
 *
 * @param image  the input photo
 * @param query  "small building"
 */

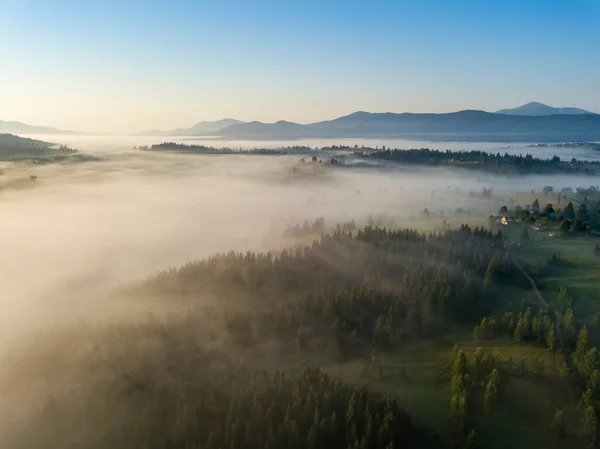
xmin=497 ymin=216 xmax=516 ymax=226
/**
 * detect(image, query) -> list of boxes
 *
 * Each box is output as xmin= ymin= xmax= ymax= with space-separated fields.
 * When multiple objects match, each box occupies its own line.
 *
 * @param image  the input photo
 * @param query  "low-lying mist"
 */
xmin=0 ymin=139 xmax=593 ymax=447
xmin=0 ymin=147 xmax=589 ymax=342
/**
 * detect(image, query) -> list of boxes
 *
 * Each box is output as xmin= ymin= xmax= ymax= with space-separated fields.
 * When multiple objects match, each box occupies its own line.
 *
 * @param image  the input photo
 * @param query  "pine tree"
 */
xmin=546 ymin=321 xmax=557 ymax=352
xmin=513 ymin=318 xmax=527 ymax=344
xmin=562 ymin=308 xmax=575 ymax=344
xmin=588 ymin=370 xmax=600 ymax=394
xmin=574 ymin=325 xmax=589 ymax=365
xmin=553 ymin=410 xmax=566 ymax=438
xmin=484 ymin=253 xmax=502 ymax=289
xmin=581 ymin=348 xmax=598 ymax=379
xmin=564 ymin=201 xmax=575 ymax=219
xmin=452 ymin=350 xmax=468 ymax=379
xmin=583 ymin=405 xmax=597 ymax=445
xmin=464 ymin=429 xmax=477 ymax=449
xmin=450 ymin=390 xmax=468 ymax=441
xmin=484 ymin=369 xmax=500 ymax=415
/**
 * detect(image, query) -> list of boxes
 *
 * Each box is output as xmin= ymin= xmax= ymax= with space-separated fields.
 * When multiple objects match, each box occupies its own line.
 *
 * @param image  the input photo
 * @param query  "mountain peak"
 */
xmin=347 ymin=111 xmax=372 ymax=117
xmin=0 ymin=120 xmax=79 ymax=135
xmin=496 ymin=102 xmax=594 ymax=116
xmin=140 ymin=118 xmax=244 ymax=136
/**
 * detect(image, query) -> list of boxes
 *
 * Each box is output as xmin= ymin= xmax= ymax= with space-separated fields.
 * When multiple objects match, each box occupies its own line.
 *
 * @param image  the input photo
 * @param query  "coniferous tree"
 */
xmin=484 ymin=369 xmax=500 ymax=415
xmin=464 ymin=429 xmax=477 ymax=449
xmin=564 ymin=201 xmax=575 ymax=219
xmin=583 ymin=406 xmax=598 ymax=446
xmin=553 ymin=410 xmax=566 ymax=438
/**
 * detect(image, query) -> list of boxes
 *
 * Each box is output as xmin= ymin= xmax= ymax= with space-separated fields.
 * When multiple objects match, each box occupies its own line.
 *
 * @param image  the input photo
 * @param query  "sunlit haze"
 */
xmin=3 ymin=2 xmax=600 ymax=448
xmin=1 ymin=0 xmax=599 ymax=133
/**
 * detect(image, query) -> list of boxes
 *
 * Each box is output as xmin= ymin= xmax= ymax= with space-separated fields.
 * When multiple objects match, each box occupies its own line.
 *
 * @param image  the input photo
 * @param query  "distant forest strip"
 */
xmin=528 ymin=142 xmax=600 ymax=151
xmin=142 ymin=141 xmax=600 ymax=175
xmin=357 ymin=148 xmax=600 ymax=175
xmin=141 ymin=142 xmax=376 ymax=155
xmin=141 ymin=142 xmax=309 ymax=155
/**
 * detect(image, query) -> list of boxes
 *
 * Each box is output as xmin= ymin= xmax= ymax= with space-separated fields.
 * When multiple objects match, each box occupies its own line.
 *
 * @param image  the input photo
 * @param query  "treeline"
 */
xmin=358 ymin=148 xmax=600 ymax=175
xmin=473 ymin=303 xmax=562 ymax=353
xmin=283 ymin=217 xmax=357 ymax=238
xmin=141 ymin=142 xmax=310 ymax=155
xmin=529 ymin=142 xmax=600 ymax=151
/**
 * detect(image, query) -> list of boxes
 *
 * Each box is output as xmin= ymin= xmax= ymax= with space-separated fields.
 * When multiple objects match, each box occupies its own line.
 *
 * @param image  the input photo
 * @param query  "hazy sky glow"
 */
xmin=1 ymin=0 xmax=599 ymax=133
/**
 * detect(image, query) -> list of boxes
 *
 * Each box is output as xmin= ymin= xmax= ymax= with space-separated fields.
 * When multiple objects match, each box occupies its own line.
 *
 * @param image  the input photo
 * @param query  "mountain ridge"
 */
xmin=139 ymin=119 xmax=243 ymax=136
xmin=213 ymin=109 xmax=600 ymax=142
xmin=4 ymin=102 xmax=600 ymax=140
xmin=0 ymin=120 xmax=81 ymax=135
xmin=496 ymin=101 xmax=595 ymax=116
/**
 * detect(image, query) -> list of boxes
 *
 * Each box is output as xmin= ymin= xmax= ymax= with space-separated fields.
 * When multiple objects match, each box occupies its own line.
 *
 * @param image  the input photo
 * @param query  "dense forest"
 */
xmin=3 ymin=224 xmax=526 ymax=449
xmin=139 ymin=225 xmax=513 ymax=353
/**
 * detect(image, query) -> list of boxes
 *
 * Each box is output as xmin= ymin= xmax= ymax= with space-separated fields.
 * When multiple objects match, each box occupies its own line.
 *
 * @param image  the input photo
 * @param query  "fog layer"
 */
xmin=0 ymin=142 xmax=591 ymax=346
xmin=0 ymin=136 xmax=596 ymax=448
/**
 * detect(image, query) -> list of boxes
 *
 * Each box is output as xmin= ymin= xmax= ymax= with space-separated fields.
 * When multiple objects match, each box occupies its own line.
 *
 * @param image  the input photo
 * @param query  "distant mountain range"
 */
xmin=496 ymin=101 xmax=594 ymax=116
xmin=140 ymin=119 xmax=243 ymax=136
xmin=0 ymin=120 xmax=80 ymax=135
xmin=136 ymin=102 xmax=599 ymax=141
xmin=4 ymin=102 xmax=599 ymax=142
xmin=212 ymin=109 xmax=600 ymax=142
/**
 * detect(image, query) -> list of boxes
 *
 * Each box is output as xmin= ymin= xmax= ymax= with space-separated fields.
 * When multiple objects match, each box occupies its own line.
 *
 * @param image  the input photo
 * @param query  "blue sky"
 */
xmin=0 ymin=0 xmax=598 ymax=133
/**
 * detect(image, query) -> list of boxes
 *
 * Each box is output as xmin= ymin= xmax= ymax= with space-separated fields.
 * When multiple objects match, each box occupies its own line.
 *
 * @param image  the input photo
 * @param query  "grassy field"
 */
xmin=514 ymin=234 xmax=600 ymax=340
xmin=464 ymin=340 xmax=582 ymax=449
xmin=287 ymin=202 xmax=594 ymax=447
xmin=321 ymin=334 xmax=583 ymax=449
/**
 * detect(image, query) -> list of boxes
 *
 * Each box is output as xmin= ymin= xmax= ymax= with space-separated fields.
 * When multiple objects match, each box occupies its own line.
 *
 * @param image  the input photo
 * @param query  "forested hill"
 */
xmin=0 ymin=133 xmax=52 ymax=156
xmin=0 ymin=133 xmax=97 ymax=163
xmin=7 ymin=224 xmax=519 ymax=449
xmin=0 ymin=133 xmax=72 ymax=160
xmin=139 ymin=225 xmax=512 ymax=349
